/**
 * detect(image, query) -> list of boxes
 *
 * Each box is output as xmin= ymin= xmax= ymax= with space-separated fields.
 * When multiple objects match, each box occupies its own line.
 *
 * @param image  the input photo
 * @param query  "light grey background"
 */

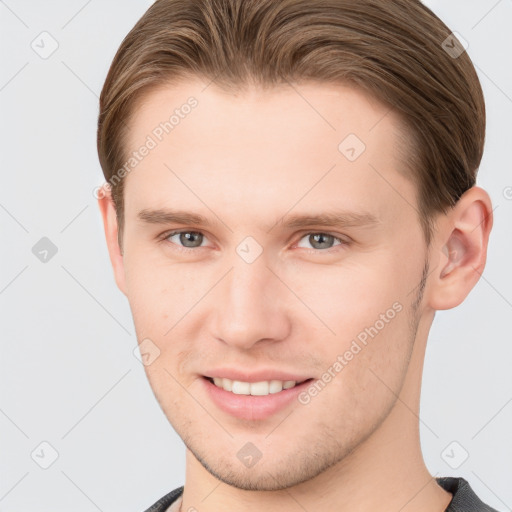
xmin=0 ymin=0 xmax=511 ymax=511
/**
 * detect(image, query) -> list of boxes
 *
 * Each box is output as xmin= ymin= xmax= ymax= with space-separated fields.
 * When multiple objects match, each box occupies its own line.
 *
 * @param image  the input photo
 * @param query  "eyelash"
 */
xmin=157 ymin=230 xmax=350 ymax=255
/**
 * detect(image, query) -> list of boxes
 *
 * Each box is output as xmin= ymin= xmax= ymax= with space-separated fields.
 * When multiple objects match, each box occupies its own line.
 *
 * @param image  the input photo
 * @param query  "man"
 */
xmin=96 ymin=0 xmax=498 ymax=510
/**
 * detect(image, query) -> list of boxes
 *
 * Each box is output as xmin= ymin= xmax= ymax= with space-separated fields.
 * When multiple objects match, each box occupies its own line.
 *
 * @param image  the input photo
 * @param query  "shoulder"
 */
xmin=142 ymin=479 xmax=502 ymax=512
xmin=436 ymin=476 xmax=501 ymax=512
xmin=141 ymin=485 xmax=184 ymax=512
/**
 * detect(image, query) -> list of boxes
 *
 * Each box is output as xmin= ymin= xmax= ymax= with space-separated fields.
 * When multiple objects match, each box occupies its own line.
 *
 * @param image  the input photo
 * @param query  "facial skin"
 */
xmin=98 ymin=78 xmax=492 ymax=512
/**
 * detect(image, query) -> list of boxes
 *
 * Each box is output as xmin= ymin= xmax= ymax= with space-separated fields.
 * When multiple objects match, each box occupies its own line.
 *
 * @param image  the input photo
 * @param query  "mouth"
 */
xmin=203 ymin=376 xmax=313 ymax=396
xmin=201 ymin=375 xmax=315 ymax=421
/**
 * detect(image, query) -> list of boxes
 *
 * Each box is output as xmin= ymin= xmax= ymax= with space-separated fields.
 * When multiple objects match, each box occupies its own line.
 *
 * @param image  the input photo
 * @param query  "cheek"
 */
xmin=287 ymin=256 xmax=406 ymax=340
xmin=123 ymin=253 xmax=204 ymax=378
xmin=123 ymin=247 xmax=186 ymax=326
xmin=292 ymin=260 xmax=414 ymax=404
xmin=300 ymin=306 xmax=414 ymax=437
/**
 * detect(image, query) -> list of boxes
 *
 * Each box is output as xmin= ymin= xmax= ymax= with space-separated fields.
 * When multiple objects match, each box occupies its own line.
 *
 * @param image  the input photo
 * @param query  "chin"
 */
xmin=184 ymin=433 xmax=351 ymax=491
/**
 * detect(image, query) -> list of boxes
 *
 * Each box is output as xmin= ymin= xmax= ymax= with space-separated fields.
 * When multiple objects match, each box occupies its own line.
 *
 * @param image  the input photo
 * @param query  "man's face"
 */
xmin=117 ymin=79 xmax=430 ymax=490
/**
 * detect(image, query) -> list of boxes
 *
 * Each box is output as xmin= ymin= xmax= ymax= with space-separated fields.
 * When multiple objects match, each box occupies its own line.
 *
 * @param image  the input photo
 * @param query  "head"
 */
xmin=97 ymin=0 xmax=492 ymax=492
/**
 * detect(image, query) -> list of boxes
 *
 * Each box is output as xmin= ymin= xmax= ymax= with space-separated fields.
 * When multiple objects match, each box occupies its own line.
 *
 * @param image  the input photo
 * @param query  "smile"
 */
xmin=202 ymin=376 xmax=315 ymax=421
xmin=205 ymin=376 xmax=309 ymax=396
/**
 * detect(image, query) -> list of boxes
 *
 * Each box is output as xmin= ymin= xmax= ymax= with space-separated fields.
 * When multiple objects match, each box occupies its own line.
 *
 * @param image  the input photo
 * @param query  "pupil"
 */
xmin=181 ymin=232 xmax=201 ymax=247
xmin=312 ymin=233 xmax=332 ymax=249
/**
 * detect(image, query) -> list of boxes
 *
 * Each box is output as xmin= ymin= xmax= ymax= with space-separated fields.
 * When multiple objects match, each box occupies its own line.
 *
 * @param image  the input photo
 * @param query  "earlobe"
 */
xmin=97 ymin=185 xmax=127 ymax=296
xmin=428 ymin=186 xmax=493 ymax=311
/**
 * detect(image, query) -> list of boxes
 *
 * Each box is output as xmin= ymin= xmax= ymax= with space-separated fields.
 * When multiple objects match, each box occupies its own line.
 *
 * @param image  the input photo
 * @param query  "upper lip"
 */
xmin=202 ymin=368 xmax=313 ymax=383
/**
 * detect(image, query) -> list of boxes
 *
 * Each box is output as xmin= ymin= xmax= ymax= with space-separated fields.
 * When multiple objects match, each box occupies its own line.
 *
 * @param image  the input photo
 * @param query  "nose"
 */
xmin=211 ymin=255 xmax=291 ymax=351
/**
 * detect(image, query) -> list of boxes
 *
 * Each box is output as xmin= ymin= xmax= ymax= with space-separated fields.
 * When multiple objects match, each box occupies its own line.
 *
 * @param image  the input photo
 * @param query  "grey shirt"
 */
xmin=142 ymin=476 xmax=501 ymax=512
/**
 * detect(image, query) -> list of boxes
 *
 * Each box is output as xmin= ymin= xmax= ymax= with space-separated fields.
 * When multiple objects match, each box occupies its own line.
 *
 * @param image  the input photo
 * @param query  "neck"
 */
xmin=179 ymin=314 xmax=453 ymax=512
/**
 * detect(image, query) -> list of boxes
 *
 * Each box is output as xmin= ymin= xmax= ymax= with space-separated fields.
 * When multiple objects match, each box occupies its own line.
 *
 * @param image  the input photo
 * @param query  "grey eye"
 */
xmin=297 ymin=233 xmax=340 ymax=250
xmin=167 ymin=231 xmax=205 ymax=248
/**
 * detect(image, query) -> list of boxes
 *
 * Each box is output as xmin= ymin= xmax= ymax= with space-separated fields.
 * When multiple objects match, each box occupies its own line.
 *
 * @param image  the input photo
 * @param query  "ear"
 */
xmin=97 ymin=184 xmax=127 ymax=296
xmin=428 ymin=186 xmax=493 ymax=310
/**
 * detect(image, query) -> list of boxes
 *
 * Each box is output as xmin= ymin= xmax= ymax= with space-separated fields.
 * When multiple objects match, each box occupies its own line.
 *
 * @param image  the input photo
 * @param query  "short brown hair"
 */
xmin=97 ymin=0 xmax=485 ymax=249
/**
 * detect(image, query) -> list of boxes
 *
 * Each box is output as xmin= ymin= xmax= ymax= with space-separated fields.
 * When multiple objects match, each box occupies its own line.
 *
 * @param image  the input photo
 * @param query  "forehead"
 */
xmin=127 ymin=78 xmax=401 ymax=150
xmin=122 ymin=78 xmax=417 ymax=229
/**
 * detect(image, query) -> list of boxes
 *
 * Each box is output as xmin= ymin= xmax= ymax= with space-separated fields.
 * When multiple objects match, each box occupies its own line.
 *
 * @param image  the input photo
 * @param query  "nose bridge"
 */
xmin=213 ymin=248 xmax=288 ymax=349
xmin=229 ymin=253 xmax=269 ymax=310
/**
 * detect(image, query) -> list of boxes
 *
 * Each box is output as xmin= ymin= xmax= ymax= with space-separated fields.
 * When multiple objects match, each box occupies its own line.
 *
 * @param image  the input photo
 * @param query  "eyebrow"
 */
xmin=137 ymin=208 xmax=380 ymax=231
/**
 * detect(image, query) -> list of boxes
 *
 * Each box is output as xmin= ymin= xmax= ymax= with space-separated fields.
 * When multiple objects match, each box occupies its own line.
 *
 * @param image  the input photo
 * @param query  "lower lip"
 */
xmin=202 ymin=377 xmax=314 ymax=421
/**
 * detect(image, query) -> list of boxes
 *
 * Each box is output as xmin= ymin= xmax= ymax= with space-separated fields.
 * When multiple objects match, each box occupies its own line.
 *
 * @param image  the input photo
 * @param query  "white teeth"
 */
xmin=232 ymin=381 xmax=251 ymax=395
xmin=249 ymin=381 xmax=269 ymax=396
xmin=269 ymin=380 xmax=283 ymax=394
xmin=210 ymin=378 xmax=301 ymax=395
